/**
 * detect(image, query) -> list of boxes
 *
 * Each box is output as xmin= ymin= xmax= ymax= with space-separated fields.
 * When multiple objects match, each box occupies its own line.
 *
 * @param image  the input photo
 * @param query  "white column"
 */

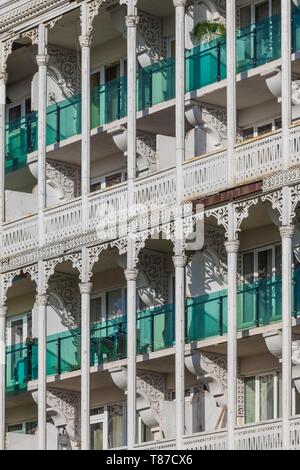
xmin=36 ymin=263 xmax=48 ymax=451
xmin=37 ymin=24 xmax=48 ymax=246
xmin=280 ymin=225 xmax=294 ymax=449
xmin=125 ymin=267 xmax=138 ymax=449
xmin=225 ymin=238 xmax=239 ymax=450
xmin=281 ymin=0 xmax=291 ymax=170
xmin=125 ymin=0 xmax=139 ymax=450
xmin=226 ymin=0 xmax=236 ymax=185
xmin=0 ymin=70 xmax=7 ymax=228
xmin=80 ymin=3 xmax=92 ymax=233
xmin=173 ymin=0 xmax=187 ymax=205
xmin=79 ymin=254 xmax=93 ymax=450
xmin=173 ymin=254 xmax=187 ymax=450
xmin=0 ymin=304 xmax=7 ymax=450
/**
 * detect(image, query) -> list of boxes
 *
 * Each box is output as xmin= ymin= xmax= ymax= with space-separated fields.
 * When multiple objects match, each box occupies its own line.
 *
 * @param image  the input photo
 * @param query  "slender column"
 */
xmin=280 ymin=225 xmax=294 ymax=449
xmin=281 ymin=0 xmax=291 ymax=170
xmin=80 ymin=2 xmax=92 ymax=233
xmin=125 ymin=267 xmax=138 ymax=449
xmin=79 ymin=274 xmax=93 ymax=450
xmin=226 ymin=0 xmax=236 ymax=185
xmin=126 ymin=3 xmax=138 ymax=207
xmin=37 ymin=24 xmax=48 ymax=246
xmin=173 ymin=0 xmax=187 ymax=204
xmin=173 ymin=254 xmax=188 ymax=450
xmin=125 ymin=0 xmax=139 ymax=450
xmin=36 ymin=278 xmax=48 ymax=450
xmin=225 ymin=238 xmax=239 ymax=450
xmin=0 ymin=70 xmax=7 ymax=228
xmin=0 ymin=304 xmax=7 ymax=450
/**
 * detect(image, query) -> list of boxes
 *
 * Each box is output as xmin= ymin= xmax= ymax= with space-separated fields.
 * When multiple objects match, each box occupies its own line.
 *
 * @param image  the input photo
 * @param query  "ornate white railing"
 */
xmin=134 ymin=168 xmax=176 ymax=207
xmin=235 ymin=131 xmax=282 ymax=184
xmin=88 ymin=183 xmax=128 ymax=232
xmin=183 ymin=429 xmax=227 ymax=450
xmin=2 ymin=214 xmax=38 ymax=256
xmin=134 ymin=438 xmax=177 ymax=450
xmin=5 ymin=125 xmax=300 ymax=259
xmin=289 ymin=415 xmax=300 ymax=449
xmin=290 ymin=124 xmax=300 ymax=166
xmin=44 ymin=198 xmax=82 ymax=245
xmin=183 ymin=151 xmax=228 ymax=200
xmin=235 ymin=419 xmax=282 ymax=450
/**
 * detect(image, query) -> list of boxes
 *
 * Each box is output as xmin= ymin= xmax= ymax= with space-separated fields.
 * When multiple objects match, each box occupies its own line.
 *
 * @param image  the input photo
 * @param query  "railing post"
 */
xmin=57 ymin=337 xmax=61 ymax=376
xmin=217 ymin=41 xmax=221 ymax=82
xmin=253 ymin=27 xmax=257 ymax=67
xmin=218 ymin=296 xmax=223 ymax=336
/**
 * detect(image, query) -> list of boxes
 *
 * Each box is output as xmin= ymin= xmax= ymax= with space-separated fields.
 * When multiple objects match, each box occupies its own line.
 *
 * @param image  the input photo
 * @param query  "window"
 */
xmin=244 ymin=372 xmax=282 ymax=424
xmin=7 ymin=312 xmax=32 ymax=347
xmin=7 ymin=420 xmax=38 ymax=435
xmin=7 ymin=97 xmax=31 ymax=122
xmin=90 ymin=403 xmax=126 ymax=450
xmin=91 ymin=288 xmax=126 ymax=323
xmin=91 ymin=170 xmax=126 ymax=192
xmin=239 ymin=0 xmax=280 ymax=28
xmin=241 ymin=118 xmax=281 ymax=142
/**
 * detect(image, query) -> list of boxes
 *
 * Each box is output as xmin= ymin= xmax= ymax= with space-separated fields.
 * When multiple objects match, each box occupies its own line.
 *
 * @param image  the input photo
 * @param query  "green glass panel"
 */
xmin=292 ymin=6 xmax=300 ymax=52
xmin=5 ymin=112 xmax=37 ymax=173
xmin=137 ymin=304 xmax=174 ymax=354
xmin=236 ymin=14 xmax=281 ymax=73
xmin=186 ymin=38 xmax=226 ymax=93
xmin=185 ymin=291 xmax=228 ymax=342
xmin=5 ymin=341 xmax=35 ymax=395
xmin=90 ymin=316 xmax=127 ymax=364
xmin=46 ymin=94 xmax=82 ymax=145
xmin=137 ymin=57 xmax=175 ymax=110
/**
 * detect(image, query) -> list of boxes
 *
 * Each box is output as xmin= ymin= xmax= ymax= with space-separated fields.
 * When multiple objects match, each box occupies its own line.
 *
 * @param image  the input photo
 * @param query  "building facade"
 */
xmin=1 ymin=0 xmax=300 ymax=451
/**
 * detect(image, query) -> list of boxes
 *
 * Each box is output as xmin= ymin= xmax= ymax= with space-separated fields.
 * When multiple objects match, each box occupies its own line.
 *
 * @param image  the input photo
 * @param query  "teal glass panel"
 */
xmin=293 ymin=267 xmax=300 ymax=318
xmin=90 ymin=316 xmax=127 ymax=364
xmin=137 ymin=57 xmax=175 ymax=110
xmin=46 ymin=94 xmax=82 ymax=146
xmin=236 ymin=14 xmax=281 ymax=74
xmin=185 ymin=291 xmax=228 ymax=342
xmin=91 ymin=77 xmax=127 ymax=129
xmin=137 ymin=304 xmax=175 ymax=354
xmin=5 ymin=341 xmax=36 ymax=394
xmin=186 ymin=38 xmax=226 ymax=93
xmin=237 ymin=276 xmax=282 ymax=330
xmin=292 ymin=6 xmax=300 ymax=53
xmin=5 ymin=112 xmax=37 ymax=173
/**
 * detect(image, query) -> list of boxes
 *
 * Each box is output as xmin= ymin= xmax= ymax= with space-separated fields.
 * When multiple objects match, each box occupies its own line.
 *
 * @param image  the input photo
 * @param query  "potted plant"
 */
xmin=192 ymin=21 xmax=226 ymax=43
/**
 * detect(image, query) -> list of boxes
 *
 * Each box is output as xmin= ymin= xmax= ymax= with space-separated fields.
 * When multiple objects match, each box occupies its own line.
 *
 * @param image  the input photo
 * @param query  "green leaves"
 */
xmin=192 ymin=21 xmax=226 ymax=42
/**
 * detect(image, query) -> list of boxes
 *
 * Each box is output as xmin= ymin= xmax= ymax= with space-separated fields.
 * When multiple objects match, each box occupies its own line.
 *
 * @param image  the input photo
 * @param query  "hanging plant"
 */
xmin=192 ymin=21 xmax=226 ymax=43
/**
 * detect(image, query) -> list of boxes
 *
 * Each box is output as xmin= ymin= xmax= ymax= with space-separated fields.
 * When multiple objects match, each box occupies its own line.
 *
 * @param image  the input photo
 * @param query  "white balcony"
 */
xmin=2 ymin=124 xmax=300 ymax=260
xmin=132 ymin=416 xmax=300 ymax=451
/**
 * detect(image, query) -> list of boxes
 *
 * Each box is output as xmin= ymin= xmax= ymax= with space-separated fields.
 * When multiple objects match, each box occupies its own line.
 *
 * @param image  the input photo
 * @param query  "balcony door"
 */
xmin=239 ymin=0 xmax=280 ymax=69
xmin=244 ymin=371 xmax=282 ymax=424
xmin=6 ymin=313 xmax=32 ymax=387
xmin=240 ymin=245 xmax=281 ymax=328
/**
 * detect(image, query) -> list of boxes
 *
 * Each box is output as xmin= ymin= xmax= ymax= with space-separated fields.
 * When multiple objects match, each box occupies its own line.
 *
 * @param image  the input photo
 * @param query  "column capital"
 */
xmin=0 ymin=306 xmax=7 ymax=318
xmin=36 ymin=54 xmax=49 ymax=67
xmin=173 ymin=0 xmax=187 ymax=7
xmin=36 ymin=294 xmax=49 ymax=307
xmin=125 ymin=268 xmax=139 ymax=281
xmin=280 ymin=225 xmax=295 ymax=239
xmin=79 ymin=34 xmax=92 ymax=48
xmin=225 ymin=240 xmax=240 ymax=254
xmin=173 ymin=255 xmax=188 ymax=268
xmin=79 ymin=282 xmax=93 ymax=295
xmin=126 ymin=15 xmax=139 ymax=27
xmin=0 ymin=71 xmax=8 ymax=84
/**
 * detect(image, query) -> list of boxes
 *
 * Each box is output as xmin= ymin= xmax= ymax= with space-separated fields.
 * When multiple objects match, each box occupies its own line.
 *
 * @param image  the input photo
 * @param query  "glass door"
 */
xmin=7 ymin=314 xmax=32 ymax=388
xmin=90 ymin=416 xmax=106 ymax=450
xmin=105 ymin=62 xmax=121 ymax=123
